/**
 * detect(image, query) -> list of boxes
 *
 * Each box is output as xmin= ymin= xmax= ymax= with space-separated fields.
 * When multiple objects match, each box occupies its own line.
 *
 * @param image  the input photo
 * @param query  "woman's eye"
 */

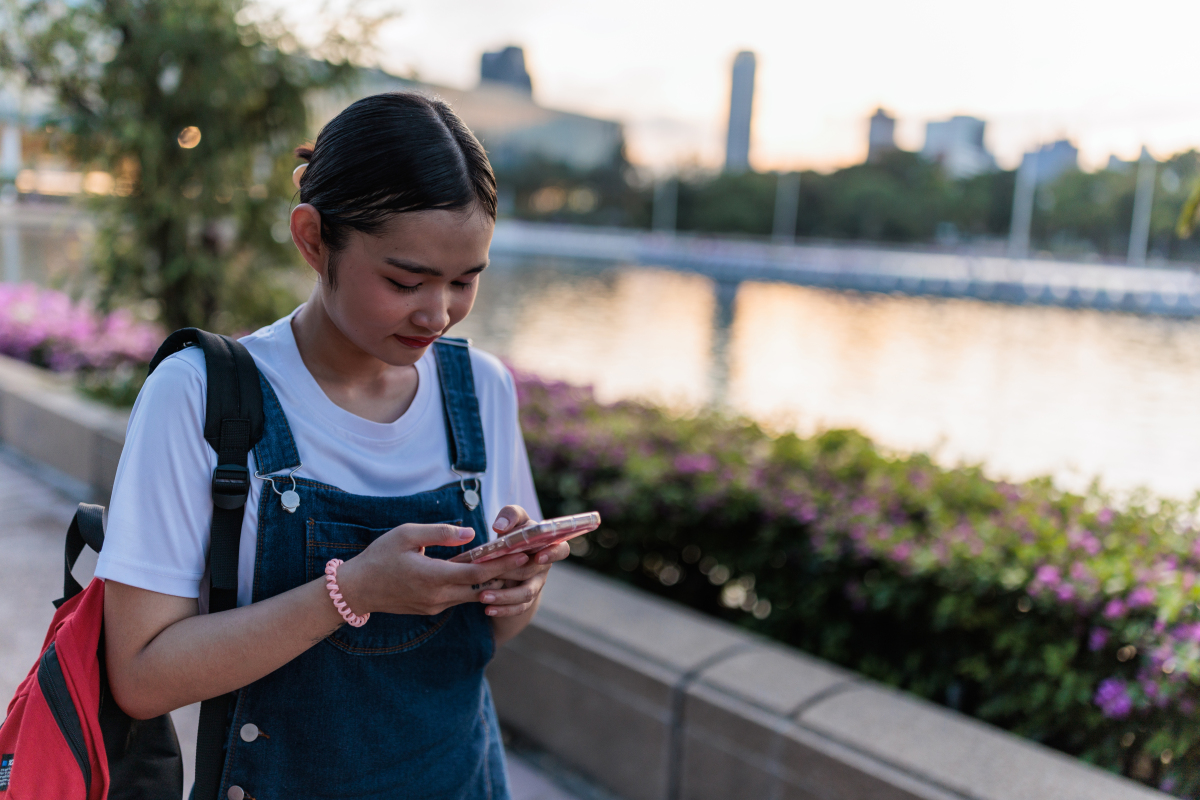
xmin=387 ymin=279 xmax=420 ymax=293
xmin=452 ymin=281 xmax=476 ymax=291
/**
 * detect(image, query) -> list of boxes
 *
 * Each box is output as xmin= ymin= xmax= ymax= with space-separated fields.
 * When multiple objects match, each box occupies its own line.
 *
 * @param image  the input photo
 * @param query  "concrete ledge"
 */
xmin=491 ymin=565 xmax=1168 ymax=800
xmin=0 ymin=355 xmax=129 ymax=503
xmin=0 ymin=352 xmax=1169 ymax=800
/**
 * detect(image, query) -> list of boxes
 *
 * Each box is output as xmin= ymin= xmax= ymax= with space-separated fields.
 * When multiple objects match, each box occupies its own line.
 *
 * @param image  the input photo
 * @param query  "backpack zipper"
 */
xmin=37 ymin=642 xmax=92 ymax=794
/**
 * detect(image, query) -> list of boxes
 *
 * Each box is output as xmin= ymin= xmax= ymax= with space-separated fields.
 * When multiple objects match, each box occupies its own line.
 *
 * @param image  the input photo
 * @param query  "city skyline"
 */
xmin=256 ymin=0 xmax=1200 ymax=173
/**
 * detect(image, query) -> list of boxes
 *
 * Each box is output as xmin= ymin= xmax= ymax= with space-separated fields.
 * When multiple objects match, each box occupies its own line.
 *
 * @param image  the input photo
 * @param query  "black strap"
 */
xmin=149 ymin=328 xmax=263 ymax=800
xmin=55 ymin=503 xmax=105 ymax=609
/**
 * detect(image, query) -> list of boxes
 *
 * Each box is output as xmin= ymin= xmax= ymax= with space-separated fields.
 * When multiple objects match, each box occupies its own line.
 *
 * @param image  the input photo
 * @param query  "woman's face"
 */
xmin=310 ymin=207 xmax=494 ymax=367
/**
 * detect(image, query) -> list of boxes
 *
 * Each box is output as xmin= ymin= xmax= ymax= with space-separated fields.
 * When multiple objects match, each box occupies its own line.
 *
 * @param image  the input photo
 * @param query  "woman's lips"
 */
xmin=395 ymin=334 xmax=439 ymax=348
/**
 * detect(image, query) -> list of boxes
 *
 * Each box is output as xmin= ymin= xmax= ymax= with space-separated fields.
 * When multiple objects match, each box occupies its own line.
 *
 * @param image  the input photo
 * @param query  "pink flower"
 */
xmin=1055 ymin=583 xmax=1076 ymax=602
xmin=889 ymin=541 xmax=913 ymax=563
xmin=1097 ymin=508 xmax=1114 ymax=525
xmin=1094 ymin=678 xmax=1133 ymax=718
xmin=1103 ymin=598 xmax=1126 ymax=619
xmin=1088 ymin=627 xmax=1109 ymax=651
xmin=674 ymin=453 xmax=716 ymax=474
xmin=1035 ymin=565 xmax=1061 ymax=587
xmin=1127 ymin=587 xmax=1156 ymax=609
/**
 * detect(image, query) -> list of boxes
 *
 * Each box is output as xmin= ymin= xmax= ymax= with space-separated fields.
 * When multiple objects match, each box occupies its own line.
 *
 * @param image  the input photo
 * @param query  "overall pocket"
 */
xmin=306 ymin=519 xmax=466 ymax=655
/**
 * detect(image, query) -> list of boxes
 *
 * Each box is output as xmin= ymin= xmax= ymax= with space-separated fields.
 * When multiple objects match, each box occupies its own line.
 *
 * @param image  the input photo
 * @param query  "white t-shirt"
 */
xmin=95 ymin=308 xmax=542 ymax=607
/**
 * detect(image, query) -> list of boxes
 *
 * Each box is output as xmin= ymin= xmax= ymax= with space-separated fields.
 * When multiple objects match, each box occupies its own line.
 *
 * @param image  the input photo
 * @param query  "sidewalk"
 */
xmin=0 ymin=451 xmax=590 ymax=800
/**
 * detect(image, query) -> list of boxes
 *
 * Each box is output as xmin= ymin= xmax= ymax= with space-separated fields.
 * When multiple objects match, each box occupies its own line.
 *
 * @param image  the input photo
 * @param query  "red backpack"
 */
xmin=0 ymin=330 xmax=263 ymax=800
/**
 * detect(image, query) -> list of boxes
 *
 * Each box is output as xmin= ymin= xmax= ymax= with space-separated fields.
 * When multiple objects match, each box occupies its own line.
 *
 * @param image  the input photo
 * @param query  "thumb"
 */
xmin=397 ymin=522 xmax=477 ymax=551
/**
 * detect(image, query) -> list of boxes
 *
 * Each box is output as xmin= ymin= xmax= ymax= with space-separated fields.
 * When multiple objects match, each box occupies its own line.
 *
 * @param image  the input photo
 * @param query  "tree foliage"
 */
xmin=0 ymin=0 xmax=376 ymax=330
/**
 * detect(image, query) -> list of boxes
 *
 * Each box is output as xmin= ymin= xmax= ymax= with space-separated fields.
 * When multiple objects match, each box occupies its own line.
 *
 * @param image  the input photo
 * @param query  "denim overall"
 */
xmin=217 ymin=340 xmax=509 ymax=800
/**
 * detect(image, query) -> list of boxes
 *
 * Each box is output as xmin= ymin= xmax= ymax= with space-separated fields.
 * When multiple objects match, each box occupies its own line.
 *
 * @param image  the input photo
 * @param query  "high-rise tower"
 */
xmin=867 ymin=108 xmax=896 ymax=163
xmin=724 ymin=51 xmax=756 ymax=173
xmin=480 ymin=46 xmax=533 ymax=95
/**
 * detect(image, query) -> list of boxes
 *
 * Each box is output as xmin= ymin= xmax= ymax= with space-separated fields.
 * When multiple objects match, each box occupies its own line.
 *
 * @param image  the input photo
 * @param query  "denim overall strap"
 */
xmin=434 ymin=338 xmax=487 ymax=473
xmin=251 ymin=375 xmax=301 ymax=476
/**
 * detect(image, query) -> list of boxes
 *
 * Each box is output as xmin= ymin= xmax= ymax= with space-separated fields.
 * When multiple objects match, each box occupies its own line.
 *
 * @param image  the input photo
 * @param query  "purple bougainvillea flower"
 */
xmin=1094 ymin=678 xmax=1133 ymax=718
xmin=674 ymin=453 xmax=716 ymax=475
xmin=1088 ymin=627 xmax=1109 ymax=652
xmin=1035 ymin=565 xmax=1061 ymax=587
xmin=1128 ymin=587 xmax=1156 ymax=609
xmin=1104 ymin=598 xmax=1126 ymax=619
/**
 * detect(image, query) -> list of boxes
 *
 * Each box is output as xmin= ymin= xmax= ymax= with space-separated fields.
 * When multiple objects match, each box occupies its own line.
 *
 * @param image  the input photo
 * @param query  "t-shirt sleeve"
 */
xmin=94 ymin=350 xmax=216 ymax=598
xmin=472 ymin=350 xmax=543 ymax=523
xmin=503 ymin=368 xmax=543 ymax=521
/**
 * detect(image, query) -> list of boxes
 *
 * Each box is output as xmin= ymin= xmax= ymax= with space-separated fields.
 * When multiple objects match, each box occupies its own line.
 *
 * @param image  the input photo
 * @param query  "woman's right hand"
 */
xmin=334 ymin=523 xmax=528 ymax=616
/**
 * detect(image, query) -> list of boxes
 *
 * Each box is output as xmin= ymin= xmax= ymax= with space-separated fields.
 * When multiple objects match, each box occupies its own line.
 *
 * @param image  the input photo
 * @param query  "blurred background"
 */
xmin=5 ymin=0 xmax=1200 ymax=498
xmin=4 ymin=1 xmax=1200 ymax=796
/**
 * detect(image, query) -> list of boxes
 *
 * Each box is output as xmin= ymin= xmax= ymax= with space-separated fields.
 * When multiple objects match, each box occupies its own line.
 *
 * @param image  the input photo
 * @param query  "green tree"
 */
xmin=0 ymin=0 xmax=379 ymax=330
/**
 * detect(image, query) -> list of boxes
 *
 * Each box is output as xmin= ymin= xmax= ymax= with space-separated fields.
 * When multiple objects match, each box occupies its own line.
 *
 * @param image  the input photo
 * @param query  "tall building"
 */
xmin=480 ymin=46 xmax=533 ymax=95
xmin=724 ymin=51 xmax=756 ymax=173
xmin=1020 ymin=140 xmax=1078 ymax=185
xmin=866 ymin=108 xmax=896 ymax=163
xmin=921 ymin=116 xmax=997 ymax=179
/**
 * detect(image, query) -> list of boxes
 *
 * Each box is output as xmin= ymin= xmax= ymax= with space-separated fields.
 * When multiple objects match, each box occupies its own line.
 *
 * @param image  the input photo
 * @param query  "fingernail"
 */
xmin=458 ymin=527 xmax=475 ymax=539
xmin=538 ymin=553 xmax=549 ymax=564
xmin=486 ymin=608 xmax=498 ymax=616
xmin=516 ymin=554 xmax=529 ymax=565
xmin=494 ymin=516 xmax=511 ymax=531
xmin=482 ymin=593 xmax=495 ymax=603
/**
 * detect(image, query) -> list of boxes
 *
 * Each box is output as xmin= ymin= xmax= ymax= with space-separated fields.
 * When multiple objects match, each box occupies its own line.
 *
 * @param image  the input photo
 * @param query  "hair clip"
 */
xmin=292 ymin=163 xmax=307 ymax=190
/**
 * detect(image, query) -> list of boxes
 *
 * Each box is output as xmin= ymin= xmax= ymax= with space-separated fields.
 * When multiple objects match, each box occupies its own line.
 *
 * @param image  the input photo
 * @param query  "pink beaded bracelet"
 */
xmin=324 ymin=558 xmax=370 ymax=627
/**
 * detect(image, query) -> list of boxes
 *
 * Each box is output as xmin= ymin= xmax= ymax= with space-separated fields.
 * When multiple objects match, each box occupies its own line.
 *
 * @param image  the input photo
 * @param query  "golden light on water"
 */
xmin=459 ymin=259 xmax=1200 ymax=499
xmin=177 ymin=126 xmax=202 ymax=149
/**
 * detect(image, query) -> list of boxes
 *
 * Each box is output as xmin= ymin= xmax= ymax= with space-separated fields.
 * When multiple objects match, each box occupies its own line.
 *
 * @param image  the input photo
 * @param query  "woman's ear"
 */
xmin=290 ymin=204 xmax=328 ymax=279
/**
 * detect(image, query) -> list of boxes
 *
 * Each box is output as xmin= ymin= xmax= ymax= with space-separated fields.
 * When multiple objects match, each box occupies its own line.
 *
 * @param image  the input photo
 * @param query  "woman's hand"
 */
xmin=479 ymin=506 xmax=572 ymax=645
xmin=335 ymin=522 xmax=531 ymax=617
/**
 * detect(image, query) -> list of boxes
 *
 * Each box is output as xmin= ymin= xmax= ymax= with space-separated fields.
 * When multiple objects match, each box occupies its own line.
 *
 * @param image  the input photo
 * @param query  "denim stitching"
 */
xmin=324 ymin=610 xmax=454 ymax=654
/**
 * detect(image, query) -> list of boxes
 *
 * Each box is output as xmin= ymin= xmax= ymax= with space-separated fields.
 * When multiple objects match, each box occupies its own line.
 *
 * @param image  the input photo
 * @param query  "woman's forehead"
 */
xmin=361 ymin=209 xmax=494 ymax=270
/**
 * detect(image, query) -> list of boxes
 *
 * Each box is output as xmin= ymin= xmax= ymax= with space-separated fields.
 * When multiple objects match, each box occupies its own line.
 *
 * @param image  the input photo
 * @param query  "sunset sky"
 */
xmin=271 ymin=0 xmax=1200 ymax=173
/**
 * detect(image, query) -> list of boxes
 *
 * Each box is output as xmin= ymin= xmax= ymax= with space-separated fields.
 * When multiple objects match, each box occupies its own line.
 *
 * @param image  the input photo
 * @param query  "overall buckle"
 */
xmin=212 ymin=464 xmax=250 ymax=510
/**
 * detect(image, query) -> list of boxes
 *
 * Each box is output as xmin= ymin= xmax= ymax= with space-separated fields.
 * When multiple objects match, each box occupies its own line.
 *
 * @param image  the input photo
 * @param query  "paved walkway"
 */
xmin=0 ymin=453 xmax=585 ymax=799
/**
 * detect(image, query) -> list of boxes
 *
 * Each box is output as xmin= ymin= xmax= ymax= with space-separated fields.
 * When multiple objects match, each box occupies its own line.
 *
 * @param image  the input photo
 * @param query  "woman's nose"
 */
xmin=412 ymin=294 xmax=451 ymax=333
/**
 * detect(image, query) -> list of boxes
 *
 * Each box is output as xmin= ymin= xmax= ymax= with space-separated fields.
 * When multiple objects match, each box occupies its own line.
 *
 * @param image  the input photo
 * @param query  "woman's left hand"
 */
xmin=478 ymin=505 xmax=571 ymax=618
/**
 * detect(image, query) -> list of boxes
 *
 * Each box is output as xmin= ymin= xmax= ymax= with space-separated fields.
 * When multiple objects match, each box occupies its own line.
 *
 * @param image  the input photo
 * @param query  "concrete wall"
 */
xmin=0 ymin=354 xmax=1168 ymax=800
xmin=490 ymin=565 xmax=1166 ymax=800
xmin=0 ymin=355 xmax=127 ymax=503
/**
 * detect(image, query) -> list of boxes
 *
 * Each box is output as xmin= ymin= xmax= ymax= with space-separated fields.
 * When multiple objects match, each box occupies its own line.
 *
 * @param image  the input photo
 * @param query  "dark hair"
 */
xmin=294 ymin=92 xmax=497 ymax=286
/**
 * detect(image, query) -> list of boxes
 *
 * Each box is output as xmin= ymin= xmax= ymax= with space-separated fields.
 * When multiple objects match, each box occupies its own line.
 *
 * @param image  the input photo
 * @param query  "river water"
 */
xmin=7 ymin=206 xmax=1200 ymax=499
xmin=459 ymin=255 xmax=1200 ymax=500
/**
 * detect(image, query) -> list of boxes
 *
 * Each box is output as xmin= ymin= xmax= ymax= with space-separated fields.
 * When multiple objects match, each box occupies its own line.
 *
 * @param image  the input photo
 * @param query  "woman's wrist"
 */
xmin=331 ymin=557 xmax=370 ymax=616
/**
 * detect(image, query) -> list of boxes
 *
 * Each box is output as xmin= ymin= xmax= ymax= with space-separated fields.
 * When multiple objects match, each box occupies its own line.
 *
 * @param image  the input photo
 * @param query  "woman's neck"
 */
xmin=291 ymin=290 xmax=421 ymax=424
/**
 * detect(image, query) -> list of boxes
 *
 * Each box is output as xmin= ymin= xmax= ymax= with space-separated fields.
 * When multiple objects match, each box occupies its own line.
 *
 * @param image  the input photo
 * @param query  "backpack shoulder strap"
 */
xmin=55 ymin=503 xmax=105 ymax=609
xmin=149 ymin=328 xmax=263 ymax=800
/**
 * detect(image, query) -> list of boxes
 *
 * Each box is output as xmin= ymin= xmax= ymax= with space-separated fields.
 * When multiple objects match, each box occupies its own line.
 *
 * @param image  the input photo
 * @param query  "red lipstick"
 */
xmin=395 ymin=334 xmax=439 ymax=349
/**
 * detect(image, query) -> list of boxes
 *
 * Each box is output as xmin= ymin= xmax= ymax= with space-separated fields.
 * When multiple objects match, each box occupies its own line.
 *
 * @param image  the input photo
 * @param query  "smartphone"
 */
xmin=449 ymin=511 xmax=601 ymax=564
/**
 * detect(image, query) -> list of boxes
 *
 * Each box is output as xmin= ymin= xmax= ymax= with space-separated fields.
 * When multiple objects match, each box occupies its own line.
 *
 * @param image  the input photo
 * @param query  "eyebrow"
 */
xmin=383 ymin=257 xmax=488 ymax=277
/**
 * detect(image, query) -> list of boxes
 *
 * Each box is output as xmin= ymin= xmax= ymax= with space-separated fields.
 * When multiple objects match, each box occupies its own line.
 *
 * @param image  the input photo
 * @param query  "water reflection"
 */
xmin=464 ymin=257 xmax=716 ymax=409
xmin=462 ymin=257 xmax=1200 ymax=499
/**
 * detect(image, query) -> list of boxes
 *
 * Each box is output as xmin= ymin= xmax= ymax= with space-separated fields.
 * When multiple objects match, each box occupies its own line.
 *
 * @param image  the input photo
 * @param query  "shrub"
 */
xmin=517 ymin=372 xmax=1200 ymax=797
xmin=0 ymin=283 xmax=161 ymax=405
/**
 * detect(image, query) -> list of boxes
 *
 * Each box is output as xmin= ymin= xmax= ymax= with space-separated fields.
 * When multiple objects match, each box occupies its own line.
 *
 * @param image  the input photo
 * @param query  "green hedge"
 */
xmin=516 ymin=372 xmax=1200 ymax=797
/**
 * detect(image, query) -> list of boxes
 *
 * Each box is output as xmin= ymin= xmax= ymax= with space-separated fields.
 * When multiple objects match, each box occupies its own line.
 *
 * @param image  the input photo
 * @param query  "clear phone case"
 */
xmin=449 ymin=512 xmax=601 ymax=564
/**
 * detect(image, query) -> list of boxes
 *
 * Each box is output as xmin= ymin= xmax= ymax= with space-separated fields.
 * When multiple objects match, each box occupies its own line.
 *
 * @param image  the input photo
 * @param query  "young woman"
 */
xmin=94 ymin=92 xmax=566 ymax=799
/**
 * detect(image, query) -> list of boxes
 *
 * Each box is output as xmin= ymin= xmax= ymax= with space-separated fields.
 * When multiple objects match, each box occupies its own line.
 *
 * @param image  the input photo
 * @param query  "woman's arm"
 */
xmin=105 ymin=522 xmax=531 ymax=719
